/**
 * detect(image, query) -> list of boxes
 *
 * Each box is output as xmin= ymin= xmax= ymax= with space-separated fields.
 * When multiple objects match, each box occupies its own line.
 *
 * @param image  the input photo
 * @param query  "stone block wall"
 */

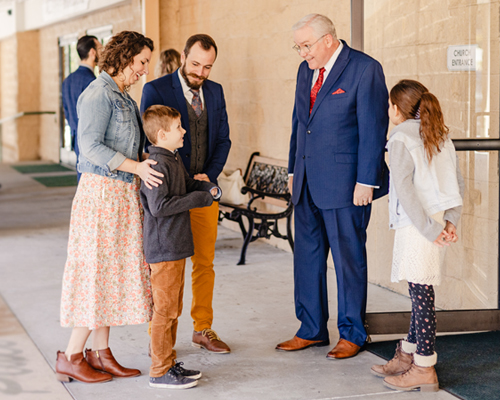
xmin=37 ymin=0 xmax=143 ymax=162
xmin=0 ymin=35 xmax=17 ymax=161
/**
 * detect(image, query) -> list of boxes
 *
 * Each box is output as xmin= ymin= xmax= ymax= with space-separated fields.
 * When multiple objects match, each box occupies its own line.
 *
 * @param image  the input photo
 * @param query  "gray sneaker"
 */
xmin=172 ymin=361 xmax=202 ymax=380
xmin=149 ymin=367 xmax=198 ymax=389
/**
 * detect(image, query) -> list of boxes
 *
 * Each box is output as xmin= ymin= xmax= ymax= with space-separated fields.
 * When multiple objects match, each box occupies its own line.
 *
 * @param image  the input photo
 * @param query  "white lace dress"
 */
xmin=391 ymin=212 xmax=446 ymax=286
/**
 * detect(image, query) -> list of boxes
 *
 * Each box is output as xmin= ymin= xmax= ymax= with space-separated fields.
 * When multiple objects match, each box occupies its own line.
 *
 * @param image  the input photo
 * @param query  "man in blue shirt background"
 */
xmin=62 ymin=35 xmax=101 ymax=182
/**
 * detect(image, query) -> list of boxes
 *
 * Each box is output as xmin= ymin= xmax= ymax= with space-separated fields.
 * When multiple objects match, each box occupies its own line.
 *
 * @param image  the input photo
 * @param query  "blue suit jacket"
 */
xmin=140 ymin=71 xmax=231 ymax=184
xmin=288 ymin=41 xmax=389 ymax=209
xmin=62 ymin=65 xmax=96 ymax=140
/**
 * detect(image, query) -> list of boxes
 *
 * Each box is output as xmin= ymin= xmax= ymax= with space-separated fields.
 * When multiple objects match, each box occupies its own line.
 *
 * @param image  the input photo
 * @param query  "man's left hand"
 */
xmin=194 ymin=173 xmax=210 ymax=182
xmin=353 ymin=184 xmax=374 ymax=206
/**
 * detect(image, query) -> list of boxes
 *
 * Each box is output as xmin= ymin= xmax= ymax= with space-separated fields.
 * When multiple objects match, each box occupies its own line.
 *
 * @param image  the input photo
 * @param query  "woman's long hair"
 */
xmin=390 ymin=79 xmax=449 ymax=162
xmin=154 ymin=49 xmax=181 ymax=78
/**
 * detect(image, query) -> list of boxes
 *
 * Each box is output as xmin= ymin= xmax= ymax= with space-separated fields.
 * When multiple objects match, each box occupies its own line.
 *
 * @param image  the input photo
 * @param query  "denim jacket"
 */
xmin=387 ymin=119 xmax=464 ymax=241
xmin=77 ymin=71 xmax=145 ymax=183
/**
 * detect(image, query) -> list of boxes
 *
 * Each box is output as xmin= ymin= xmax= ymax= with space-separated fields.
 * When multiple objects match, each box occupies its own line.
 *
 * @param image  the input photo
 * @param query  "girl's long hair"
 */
xmin=390 ymin=79 xmax=449 ymax=162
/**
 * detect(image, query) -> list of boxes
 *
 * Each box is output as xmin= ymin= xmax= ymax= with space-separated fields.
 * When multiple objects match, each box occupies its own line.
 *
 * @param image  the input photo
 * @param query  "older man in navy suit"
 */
xmin=276 ymin=14 xmax=389 ymax=358
xmin=62 ymin=35 xmax=101 ymax=182
xmin=141 ymin=34 xmax=231 ymax=353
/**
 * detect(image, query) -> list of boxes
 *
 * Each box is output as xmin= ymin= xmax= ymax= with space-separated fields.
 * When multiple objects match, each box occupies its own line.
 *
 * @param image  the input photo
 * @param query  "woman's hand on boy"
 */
xmin=137 ymin=159 xmax=164 ymax=189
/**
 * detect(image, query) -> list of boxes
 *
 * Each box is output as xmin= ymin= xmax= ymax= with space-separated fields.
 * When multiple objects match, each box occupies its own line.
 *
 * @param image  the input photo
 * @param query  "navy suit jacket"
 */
xmin=62 ymin=65 xmax=96 ymax=140
xmin=140 ymin=71 xmax=231 ymax=184
xmin=288 ymin=41 xmax=389 ymax=209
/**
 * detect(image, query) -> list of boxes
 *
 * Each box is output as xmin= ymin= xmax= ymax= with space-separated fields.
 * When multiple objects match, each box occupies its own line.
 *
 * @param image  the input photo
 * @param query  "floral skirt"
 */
xmin=60 ymin=173 xmax=152 ymax=329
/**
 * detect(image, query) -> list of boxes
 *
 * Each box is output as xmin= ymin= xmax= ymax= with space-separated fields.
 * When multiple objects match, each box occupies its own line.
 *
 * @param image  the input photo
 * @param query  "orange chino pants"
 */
xmin=189 ymin=201 xmax=219 ymax=332
xmin=146 ymin=202 xmax=219 ymax=339
xmin=149 ymin=259 xmax=186 ymax=377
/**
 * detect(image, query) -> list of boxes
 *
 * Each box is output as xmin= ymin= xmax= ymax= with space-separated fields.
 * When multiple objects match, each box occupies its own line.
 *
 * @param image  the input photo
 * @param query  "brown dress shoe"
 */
xmin=192 ymin=329 xmax=231 ymax=353
xmin=276 ymin=335 xmax=330 ymax=351
xmin=326 ymin=339 xmax=361 ymax=359
xmin=85 ymin=348 xmax=141 ymax=378
xmin=55 ymin=351 xmax=112 ymax=383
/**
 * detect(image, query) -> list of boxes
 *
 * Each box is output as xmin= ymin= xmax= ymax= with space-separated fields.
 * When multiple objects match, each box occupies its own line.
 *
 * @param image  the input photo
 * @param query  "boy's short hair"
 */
xmin=142 ymin=105 xmax=181 ymax=145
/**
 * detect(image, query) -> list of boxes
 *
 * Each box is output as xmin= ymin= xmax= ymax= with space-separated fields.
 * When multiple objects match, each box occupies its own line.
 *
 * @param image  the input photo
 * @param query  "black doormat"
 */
xmin=367 ymin=331 xmax=500 ymax=399
xmin=12 ymin=164 xmax=73 ymax=174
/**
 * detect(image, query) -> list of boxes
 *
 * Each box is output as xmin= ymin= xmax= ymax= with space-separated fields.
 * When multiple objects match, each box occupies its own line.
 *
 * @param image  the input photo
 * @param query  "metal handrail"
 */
xmin=452 ymin=138 xmax=500 ymax=151
xmin=0 ymin=111 xmax=56 ymax=125
xmin=0 ymin=111 xmax=57 ymax=163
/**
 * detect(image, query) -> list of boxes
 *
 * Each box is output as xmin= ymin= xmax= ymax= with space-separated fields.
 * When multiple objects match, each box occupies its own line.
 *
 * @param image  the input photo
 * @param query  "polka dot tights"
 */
xmin=407 ymin=282 xmax=436 ymax=356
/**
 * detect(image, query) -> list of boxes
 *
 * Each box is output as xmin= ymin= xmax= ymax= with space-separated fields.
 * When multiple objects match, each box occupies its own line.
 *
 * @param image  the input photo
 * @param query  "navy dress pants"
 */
xmin=294 ymin=179 xmax=371 ymax=347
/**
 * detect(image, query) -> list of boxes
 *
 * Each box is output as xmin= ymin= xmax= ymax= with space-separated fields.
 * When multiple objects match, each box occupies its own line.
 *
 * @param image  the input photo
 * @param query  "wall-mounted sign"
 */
xmin=447 ymin=45 xmax=478 ymax=71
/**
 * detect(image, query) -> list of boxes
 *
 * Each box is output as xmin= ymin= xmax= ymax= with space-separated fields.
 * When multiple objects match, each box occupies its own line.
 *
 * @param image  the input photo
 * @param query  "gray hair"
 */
xmin=292 ymin=13 xmax=337 ymax=40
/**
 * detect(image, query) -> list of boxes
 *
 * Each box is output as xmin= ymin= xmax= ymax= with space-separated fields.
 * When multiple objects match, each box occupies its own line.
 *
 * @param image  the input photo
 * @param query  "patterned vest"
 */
xmin=185 ymin=98 xmax=208 ymax=175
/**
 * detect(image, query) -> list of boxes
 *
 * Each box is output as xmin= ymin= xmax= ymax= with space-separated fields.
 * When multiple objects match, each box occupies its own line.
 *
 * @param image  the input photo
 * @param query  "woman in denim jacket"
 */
xmin=56 ymin=31 xmax=163 ymax=384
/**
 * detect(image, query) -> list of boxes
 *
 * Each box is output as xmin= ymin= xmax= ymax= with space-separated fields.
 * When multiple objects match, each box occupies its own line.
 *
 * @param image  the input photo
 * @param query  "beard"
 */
xmin=180 ymin=64 xmax=207 ymax=90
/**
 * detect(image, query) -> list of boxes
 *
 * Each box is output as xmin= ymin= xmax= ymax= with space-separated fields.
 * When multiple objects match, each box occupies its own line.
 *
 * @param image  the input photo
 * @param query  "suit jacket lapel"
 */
xmin=299 ymin=66 xmax=314 ymax=124
xmin=202 ymin=83 xmax=215 ymax=155
xmin=172 ymin=71 xmax=191 ymax=143
xmin=308 ymin=41 xmax=351 ymax=122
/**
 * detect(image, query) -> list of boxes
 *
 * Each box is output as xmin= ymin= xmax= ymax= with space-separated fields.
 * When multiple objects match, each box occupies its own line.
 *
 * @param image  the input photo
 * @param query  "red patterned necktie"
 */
xmin=190 ymin=89 xmax=203 ymax=117
xmin=309 ymin=67 xmax=325 ymax=114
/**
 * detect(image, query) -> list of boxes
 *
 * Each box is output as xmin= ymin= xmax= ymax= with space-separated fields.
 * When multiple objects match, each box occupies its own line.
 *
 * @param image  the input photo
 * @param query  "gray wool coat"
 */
xmin=140 ymin=146 xmax=217 ymax=263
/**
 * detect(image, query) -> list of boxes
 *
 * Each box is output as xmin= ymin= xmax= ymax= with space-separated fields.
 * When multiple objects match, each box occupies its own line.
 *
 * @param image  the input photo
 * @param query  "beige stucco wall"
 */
xmin=365 ymin=0 xmax=500 ymax=310
xmin=158 ymin=0 xmax=352 ymax=170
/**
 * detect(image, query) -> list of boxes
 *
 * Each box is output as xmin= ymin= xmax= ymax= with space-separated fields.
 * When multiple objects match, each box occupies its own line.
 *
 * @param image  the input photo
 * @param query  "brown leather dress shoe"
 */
xmin=192 ymin=329 xmax=231 ymax=353
xmin=85 ymin=348 xmax=141 ymax=378
xmin=326 ymin=339 xmax=361 ymax=359
xmin=276 ymin=335 xmax=330 ymax=351
xmin=55 ymin=351 xmax=112 ymax=383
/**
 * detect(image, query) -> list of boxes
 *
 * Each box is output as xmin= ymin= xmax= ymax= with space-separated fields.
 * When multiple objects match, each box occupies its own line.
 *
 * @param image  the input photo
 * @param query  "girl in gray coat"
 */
xmin=371 ymin=80 xmax=464 ymax=392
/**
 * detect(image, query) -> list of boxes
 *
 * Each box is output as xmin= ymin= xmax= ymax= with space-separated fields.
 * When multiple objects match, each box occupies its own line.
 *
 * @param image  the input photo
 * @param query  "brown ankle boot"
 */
xmin=371 ymin=340 xmax=414 ymax=377
xmin=384 ymin=353 xmax=439 ymax=392
xmin=85 ymin=348 xmax=141 ymax=378
xmin=55 ymin=351 xmax=112 ymax=383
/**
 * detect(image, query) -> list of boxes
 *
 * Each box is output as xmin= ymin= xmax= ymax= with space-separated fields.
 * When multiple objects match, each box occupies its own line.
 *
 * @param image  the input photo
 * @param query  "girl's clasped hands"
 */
xmin=433 ymin=221 xmax=458 ymax=247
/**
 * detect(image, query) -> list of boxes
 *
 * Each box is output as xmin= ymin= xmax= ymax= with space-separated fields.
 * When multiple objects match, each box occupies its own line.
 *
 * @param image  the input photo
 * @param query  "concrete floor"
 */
xmin=0 ymin=163 xmax=457 ymax=400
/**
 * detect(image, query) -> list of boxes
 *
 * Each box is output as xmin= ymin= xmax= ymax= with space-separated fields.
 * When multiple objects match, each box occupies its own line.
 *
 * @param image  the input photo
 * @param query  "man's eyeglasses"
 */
xmin=292 ymin=35 xmax=327 ymax=54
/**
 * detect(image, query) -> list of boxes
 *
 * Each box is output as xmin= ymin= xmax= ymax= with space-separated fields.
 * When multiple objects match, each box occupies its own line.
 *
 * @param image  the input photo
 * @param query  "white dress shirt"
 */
xmin=178 ymin=69 xmax=205 ymax=108
xmin=310 ymin=41 xmax=343 ymax=89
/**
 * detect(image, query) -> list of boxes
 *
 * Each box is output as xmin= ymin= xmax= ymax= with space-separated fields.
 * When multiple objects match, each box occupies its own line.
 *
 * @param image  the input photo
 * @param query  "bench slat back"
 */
xmin=245 ymin=156 xmax=290 ymax=208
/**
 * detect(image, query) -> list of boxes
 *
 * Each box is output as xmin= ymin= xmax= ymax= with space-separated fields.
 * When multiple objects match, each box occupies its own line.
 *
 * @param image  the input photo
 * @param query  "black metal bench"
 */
xmin=218 ymin=152 xmax=294 ymax=265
